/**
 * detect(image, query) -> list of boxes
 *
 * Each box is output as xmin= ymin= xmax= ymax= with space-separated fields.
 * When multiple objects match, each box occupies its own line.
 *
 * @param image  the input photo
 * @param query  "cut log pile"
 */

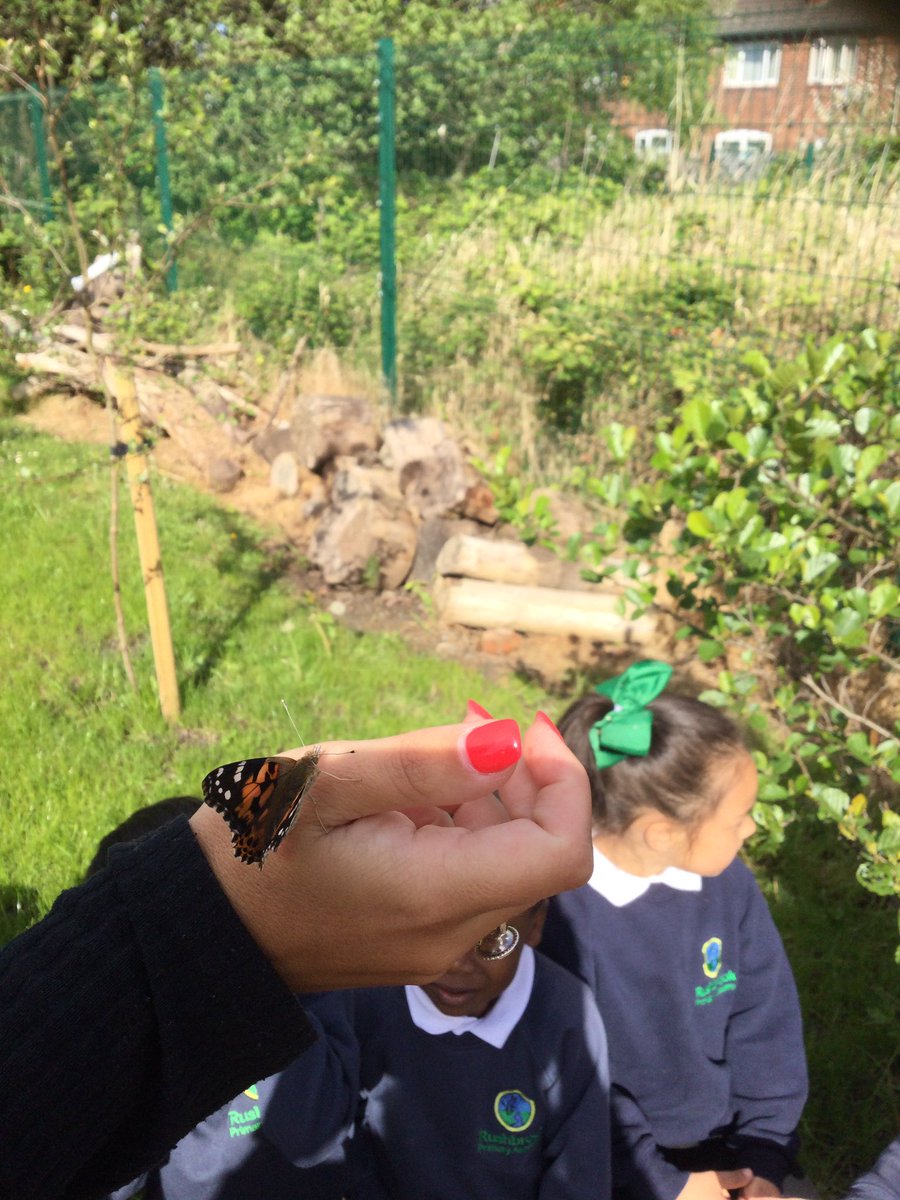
xmin=11 ymin=286 xmax=670 ymax=657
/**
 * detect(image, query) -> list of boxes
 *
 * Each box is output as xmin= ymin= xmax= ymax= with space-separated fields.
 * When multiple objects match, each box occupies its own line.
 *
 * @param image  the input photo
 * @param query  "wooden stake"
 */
xmin=102 ymin=362 xmax=181 ymax=722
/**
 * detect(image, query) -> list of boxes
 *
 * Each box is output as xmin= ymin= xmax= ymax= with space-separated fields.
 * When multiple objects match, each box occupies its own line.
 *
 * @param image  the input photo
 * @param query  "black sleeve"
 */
xmin=0 ymin=817 xmax=317 ymax=1200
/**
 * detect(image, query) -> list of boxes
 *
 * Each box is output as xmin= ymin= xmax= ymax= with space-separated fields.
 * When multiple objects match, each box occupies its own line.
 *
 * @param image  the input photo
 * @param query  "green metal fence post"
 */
xmin=377 ymin=37 xmax=398 ymax=404
xmin=27 ymin=90 xmax=54 ymax=223
xmin=149 ymin=67 xmax=178 ymax=293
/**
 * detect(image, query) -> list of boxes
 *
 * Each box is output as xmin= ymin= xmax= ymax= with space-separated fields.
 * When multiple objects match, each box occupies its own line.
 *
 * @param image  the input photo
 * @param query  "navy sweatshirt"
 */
xmin=0 ymin=818 xmax=317 ymax=1200
xmin=272 ymin=950 xmax=613 ymax=1200
xmin=105 ymin=992 xmax=358 ymax=1200
xmin=540 ymin=858 xmax=808 ymax=1200
xmin=846 ymin=1137 xmax=900 ymax=1200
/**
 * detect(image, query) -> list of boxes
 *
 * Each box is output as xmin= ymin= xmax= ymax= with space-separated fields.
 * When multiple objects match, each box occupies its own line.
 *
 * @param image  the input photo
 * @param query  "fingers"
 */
xmin=717 ymin=1169 xmax=754 ymax=1193
xmin=281 ymin=720 xmax=523 ymax=826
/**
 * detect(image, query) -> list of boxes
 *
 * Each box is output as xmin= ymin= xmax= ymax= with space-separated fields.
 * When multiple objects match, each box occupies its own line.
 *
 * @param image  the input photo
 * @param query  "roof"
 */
xmin=714 ymin=0 xmax=900 ymax=40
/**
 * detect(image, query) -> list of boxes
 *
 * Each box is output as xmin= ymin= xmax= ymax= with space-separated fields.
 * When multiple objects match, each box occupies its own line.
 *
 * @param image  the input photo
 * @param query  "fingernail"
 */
xmin=466 ymin=699 xmax=493 ymax=719
xmin=536 ymin=710 xmax=565 ymax=741
xmin=463 ymin=719 xmax=522 ymax=774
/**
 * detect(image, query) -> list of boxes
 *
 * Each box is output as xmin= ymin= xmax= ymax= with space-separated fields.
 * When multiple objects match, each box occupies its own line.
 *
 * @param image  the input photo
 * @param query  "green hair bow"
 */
xmin=588 ymin=659 xmax=673 ymax=770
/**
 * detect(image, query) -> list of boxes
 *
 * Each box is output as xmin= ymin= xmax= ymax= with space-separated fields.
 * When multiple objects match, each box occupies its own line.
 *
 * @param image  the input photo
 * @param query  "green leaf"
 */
xmin=697 ymin=639 xmax=725 ymax=662
xmin=827 ymin=608 xmax=867 ymax=647
xmin=742 ymin=349 xmax=770 ymax=378
xmin=813 ymin=785 xmax=850 ymax=820
xmin=870 ymin=582 xmax=899 ymax=619
xmin=802 ymin=551 xmax=839 ymax=584
xmin=686 ymin=510 xmax=715 ymax=539
xmin=856 ymin=444 xmax=887 ymax=482
xmin=804 ymin=415 xmax=842 ymax=440
xmin=604 ymin=422 xmax=637 ymax=463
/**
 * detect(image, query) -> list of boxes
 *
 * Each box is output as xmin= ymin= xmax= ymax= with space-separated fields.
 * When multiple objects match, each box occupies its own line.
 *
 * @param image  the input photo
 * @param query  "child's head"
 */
xmin=419 ymin=900 xmax=548 ymax=1019
xmin=85 ymin=796 xmax=200 ymax=879
xmin=558 ymin=661 xmax=757 ymax=875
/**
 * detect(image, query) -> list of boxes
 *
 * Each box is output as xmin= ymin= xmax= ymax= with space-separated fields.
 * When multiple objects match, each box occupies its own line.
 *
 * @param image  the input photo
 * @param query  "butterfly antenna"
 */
xmin=280 ymin=698 xmax=305 ymax=747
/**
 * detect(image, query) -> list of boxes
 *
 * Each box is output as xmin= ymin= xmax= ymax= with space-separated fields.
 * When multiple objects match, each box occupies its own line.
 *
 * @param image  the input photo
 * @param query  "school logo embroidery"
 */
xmin=701 ymin=937 xmax=723 ymax=978
xmin=695 ymin=936 xmax=737 ymax=1006
xmin=243 ymin=1084 xmax=259 ymax=1100
xmin=477 ymin=1091 xmax=540 ymax=1156
xmin=494 ymin=1090 xmax=536 ymax=1132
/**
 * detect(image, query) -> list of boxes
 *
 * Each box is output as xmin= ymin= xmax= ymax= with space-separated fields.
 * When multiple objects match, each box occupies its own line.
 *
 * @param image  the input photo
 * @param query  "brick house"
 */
xmin=712 ymin=0 xmax=900 ymax=157
xmin=623 ymin=0 xmax=900 ymax=171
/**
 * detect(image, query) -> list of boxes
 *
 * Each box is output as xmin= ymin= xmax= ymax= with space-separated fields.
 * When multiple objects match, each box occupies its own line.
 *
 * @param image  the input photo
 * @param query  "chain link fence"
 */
xmin=1 ymin=18 xmax=897 ymax=430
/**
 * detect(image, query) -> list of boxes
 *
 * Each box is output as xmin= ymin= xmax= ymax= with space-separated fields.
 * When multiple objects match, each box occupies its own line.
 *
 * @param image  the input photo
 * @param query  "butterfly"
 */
xmin=201 ymin=751 xmax=321 ymax=868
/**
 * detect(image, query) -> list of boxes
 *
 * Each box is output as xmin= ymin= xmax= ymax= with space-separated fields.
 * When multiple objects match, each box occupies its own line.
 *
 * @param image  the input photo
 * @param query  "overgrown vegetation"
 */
xmin=495 ymin=329 xmax=900 ymax=924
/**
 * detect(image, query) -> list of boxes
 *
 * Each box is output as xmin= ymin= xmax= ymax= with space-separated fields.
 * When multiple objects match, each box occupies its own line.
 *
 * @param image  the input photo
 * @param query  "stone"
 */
xmin=207 ymin=457 xmax=243 ymax=493
xmin=270 ymin=451 xmax=300 ymax=497
xmin=309 ymin=495 xmax=417 ymax=589
xmin=253 ymin=422 xmax=296 ymax=464
xmin=381 ymin=417 xmax=468 ymax=519
xmin=330 ymin=459 xmax=403 ymax=504
xmin=290 ymin=394 xmax=380 ymax=472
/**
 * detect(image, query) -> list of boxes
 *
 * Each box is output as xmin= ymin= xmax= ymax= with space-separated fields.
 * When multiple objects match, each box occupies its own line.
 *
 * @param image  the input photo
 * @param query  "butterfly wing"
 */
xmin=201 ymin=752 xmax=320 ymax=867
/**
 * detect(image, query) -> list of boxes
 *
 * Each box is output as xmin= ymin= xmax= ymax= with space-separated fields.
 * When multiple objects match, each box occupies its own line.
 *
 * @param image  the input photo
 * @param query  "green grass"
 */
xmin=0 ymin=420 xmax=546 ymax=935
xmin=1 ymin=419 xmax=895 ymax=1199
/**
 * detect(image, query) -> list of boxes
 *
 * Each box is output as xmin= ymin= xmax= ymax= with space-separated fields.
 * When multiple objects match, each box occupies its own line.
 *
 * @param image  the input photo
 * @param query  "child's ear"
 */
xmin=525 ymin=899 xmax=549 ymax=948
xmin=640 ymin=814 xmax=685 ymax=858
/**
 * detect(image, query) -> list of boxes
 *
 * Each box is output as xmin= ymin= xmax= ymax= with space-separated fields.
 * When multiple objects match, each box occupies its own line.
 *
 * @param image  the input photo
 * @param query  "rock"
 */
xmin=309 ymin=495 xmax=417 ymax=589
xmin=330 ymin=458 xmax=403 ymax=504
xmin=207 ymin=457 xmax=243 ymax=493
xmin=381 ymin=417 xmax=468 ymax=519
xmin=290 ymin=394 xmax=380 ymax=472
xmin=408 ymin=516 xmax=484 ymax=583
xmin=270 ymin=451 xmax=300 ymax=497
xmin=480 ymin=628 xmax=524 ymax=656
xmin=253 ymin=422 xmax=296 ymax=464
xmin=458 ymin=472 xmax=499 ymax=524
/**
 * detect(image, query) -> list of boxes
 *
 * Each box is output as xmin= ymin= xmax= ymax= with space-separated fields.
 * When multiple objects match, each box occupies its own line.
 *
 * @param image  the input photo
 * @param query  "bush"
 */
xmin=573 ymin=329 xmax=900 ymax=947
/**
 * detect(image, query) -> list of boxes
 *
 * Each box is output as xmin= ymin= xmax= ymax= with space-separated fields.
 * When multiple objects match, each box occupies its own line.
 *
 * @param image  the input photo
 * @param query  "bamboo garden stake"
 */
xmin=102 ymin=362 xmax=181 ymax=722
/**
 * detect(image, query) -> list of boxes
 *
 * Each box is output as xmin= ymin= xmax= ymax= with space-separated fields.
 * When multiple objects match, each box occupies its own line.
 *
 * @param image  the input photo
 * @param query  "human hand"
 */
xmin=675 ymin=1169 xmax=755 ymax=1200
xmin=738 ymin=1180 xmax=780 ymax=1200
xmin=190 ymin=713 xmax=592 ymax=991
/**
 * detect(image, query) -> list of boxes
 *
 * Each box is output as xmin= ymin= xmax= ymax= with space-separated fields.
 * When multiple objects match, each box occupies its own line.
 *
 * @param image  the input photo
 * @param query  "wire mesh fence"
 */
xmin=1 ymin=17 xmax=897 ymax=432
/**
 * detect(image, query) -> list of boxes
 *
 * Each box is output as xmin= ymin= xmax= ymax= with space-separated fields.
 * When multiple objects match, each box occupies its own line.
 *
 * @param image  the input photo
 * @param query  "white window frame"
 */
xmin=724 ymin=42 xmax=782 ymax=88
xmin=808 ymin=38 xmax=858 ymax=85
xmin=714 ymin=128 xmax=773 ymax=161
xmin=634 ymin=129 xmax=673 ymax=158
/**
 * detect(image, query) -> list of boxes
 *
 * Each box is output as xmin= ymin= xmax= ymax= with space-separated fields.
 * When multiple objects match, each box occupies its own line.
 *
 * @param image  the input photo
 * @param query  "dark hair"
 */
xmin=85 ymin=796 xmax=200 ymax=879
xmin=557 ymin=692 xmax=746 ymax=834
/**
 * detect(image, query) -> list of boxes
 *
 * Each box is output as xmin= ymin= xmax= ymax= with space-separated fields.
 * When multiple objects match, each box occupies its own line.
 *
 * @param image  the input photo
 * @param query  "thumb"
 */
xmin=717 ymin=1169 xmax=753 ymax=1191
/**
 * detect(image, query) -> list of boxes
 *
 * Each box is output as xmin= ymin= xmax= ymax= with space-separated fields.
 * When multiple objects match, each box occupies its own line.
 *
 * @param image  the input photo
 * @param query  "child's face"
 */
xmin=672 ymin=750 xmax=758 ymax=877
xmin=419 ymin=902 xmax=547 ymax=1019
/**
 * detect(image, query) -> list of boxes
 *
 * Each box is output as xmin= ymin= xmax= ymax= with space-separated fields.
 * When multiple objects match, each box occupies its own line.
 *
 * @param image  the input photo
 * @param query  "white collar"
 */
xmin=405 ymin=944 xmax=535 ymax=1049
xmin=589 ymin=844 xmax=702 ymax=907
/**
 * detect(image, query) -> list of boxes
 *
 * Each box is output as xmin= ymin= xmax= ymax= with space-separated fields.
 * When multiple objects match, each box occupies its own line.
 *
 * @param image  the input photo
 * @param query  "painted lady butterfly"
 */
xmin=201 ymin=751 xmax=321 ymax=867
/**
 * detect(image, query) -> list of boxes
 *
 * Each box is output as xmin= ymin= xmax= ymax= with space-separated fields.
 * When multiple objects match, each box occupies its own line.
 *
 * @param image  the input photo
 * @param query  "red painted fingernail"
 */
xmin=466 ymin=699 xmax=493 ymax=719
xmin=464 ymin=719 xmax=522 ymax=774
xmin=536 ymin=711 xmax=565 ymax=741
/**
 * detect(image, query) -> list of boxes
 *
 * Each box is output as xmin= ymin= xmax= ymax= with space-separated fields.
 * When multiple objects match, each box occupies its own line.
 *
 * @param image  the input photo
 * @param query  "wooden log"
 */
xmin=14 ymin=349 xmax=99 ymax=390
xmin=432 ymin=577 xmax=658 ymax=645
xmin=138 ymin=339 xmax=242 ymax=358
xmin=436 ymin=534 xmax=591 ymax=590
xmin=435 ymin=533 xmax=651 ymax=593
xmin=51 ymin=323 xmax=116 ymax=354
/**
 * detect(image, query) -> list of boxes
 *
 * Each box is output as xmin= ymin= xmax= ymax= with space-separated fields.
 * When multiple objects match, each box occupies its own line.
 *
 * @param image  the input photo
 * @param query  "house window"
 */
xmin=724 ymin=42 xmax=782 ymax=87
xmin=715 ymin=129 xmax=772 ymax=174
xmin=634 ymin=129 xmax=673 ymax=158
xmin=808 ymin=38 xmax=858 ymax=85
